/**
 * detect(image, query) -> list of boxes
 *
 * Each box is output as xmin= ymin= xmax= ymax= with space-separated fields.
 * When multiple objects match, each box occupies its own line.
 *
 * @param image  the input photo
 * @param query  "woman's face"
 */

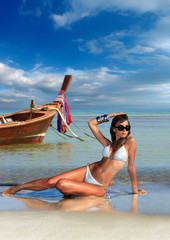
xmin=114 ymin=120 xmax=130 ymax=140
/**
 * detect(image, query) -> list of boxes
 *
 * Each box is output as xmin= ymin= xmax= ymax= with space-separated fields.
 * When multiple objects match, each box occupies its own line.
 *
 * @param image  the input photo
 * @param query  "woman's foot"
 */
xmin=2 ymin=185 xmax=22 ymax=196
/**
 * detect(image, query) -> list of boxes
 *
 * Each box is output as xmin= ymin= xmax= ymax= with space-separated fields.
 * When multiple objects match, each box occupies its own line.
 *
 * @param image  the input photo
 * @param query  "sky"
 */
xmin=0 ymin=0 xmax=170 ymax=111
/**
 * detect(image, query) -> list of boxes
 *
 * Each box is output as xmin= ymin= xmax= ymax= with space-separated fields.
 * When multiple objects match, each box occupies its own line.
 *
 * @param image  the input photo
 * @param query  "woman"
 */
xmin=3 ymin=112 xmax=146 ymax=196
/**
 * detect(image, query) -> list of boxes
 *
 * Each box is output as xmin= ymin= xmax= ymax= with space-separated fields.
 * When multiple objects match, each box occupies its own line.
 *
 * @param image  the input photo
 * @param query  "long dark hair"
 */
xmin=109 ymin=114 xmax=131 ymax=156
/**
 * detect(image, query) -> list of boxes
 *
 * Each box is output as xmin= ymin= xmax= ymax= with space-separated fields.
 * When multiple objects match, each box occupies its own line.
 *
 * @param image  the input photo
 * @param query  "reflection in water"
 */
xmin=56 ymin=142 xmax=74 ymax=162
xmin=0 ymin=141 xmax=75 ymax=184
xmin=131 ymin=194 xmax=138 ymax=213
xmin=2 ymin=193 xmax=138 ymax=213
xmin=0 ymin=142 xmax=74 ymax=157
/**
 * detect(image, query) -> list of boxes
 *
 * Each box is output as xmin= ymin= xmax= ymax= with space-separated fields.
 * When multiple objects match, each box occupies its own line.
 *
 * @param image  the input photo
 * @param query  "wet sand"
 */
xmin=1 ymin=210 xmax=170 ymax=240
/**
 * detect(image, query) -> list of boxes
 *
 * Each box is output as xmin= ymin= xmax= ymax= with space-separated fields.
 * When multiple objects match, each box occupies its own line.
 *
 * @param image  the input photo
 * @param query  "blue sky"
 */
xmin=0 ymin=0 xmax=170 ymax=111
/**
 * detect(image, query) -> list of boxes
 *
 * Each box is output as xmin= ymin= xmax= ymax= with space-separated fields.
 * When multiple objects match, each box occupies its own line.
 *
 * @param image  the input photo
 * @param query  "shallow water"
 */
xmin=0 ymin=110 xmax=170 ymax=214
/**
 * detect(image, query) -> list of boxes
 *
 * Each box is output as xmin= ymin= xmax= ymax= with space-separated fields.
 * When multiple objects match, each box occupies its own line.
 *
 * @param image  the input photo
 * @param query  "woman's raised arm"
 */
xmin=88 ymin=112 xmax=125 ymax=147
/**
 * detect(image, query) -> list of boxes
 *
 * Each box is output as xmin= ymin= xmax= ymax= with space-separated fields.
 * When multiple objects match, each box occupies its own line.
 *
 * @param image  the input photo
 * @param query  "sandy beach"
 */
xmin=0 ymin=210 xmax=170 ymax=240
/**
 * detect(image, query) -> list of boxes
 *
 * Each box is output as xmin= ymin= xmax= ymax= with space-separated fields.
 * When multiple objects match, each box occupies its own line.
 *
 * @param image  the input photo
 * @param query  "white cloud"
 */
xmin=0 ymin=63 xmax=27 ymax=86
xmin=6 ymin=59 xmax=14 ymax=64
xmin=0 ymin=63 xmax=68 ymax=108
xmin=31 ymin=64 xmax=43 ymax=71
xmin=144 ymin=16 xmax=170 ymax=52
xmin=72 ymin=98 xmax=85 ymax=102
xmin=51 ymin=0 xmax=170 ymax=28
xmin=52 ymin=13 xmax=74 ymax=29
xmin=127 ymin=45 xmax=155 ymax=54
xmin=50 ymin=0 xmax=170 ymax=66
xmin=51 ymin=11 xmax=89 ymax=29
xmin=86 ymin=40 xmax=103 ymax=54
xmin=19 ymin=0 xmax=53 ymax=17
xmin=0 ymin=63 xmax=64 ymax=91
xmin=75 ymin=30 xmax=159 ymax=64
xmin=0 ymin=99 xmax=16 ymax=103
xmin=0 ymin=62 xmax=170 ymax=110
xmin=148 ymin=83 xmax=170 ymax=97
xmin=76 ymin=32 xmax=126 ymax=56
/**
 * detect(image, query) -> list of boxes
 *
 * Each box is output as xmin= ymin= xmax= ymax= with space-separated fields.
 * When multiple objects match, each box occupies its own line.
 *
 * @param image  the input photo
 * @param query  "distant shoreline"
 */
xmin=1 ymin=109 xmax=170 ymax=116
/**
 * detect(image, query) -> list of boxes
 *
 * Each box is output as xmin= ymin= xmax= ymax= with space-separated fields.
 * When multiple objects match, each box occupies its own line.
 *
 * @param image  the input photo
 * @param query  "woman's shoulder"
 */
xmin=125 ymin=137 xmax=136 ymax=153
xmin=125 ymin=136 xmax=136 ymax=146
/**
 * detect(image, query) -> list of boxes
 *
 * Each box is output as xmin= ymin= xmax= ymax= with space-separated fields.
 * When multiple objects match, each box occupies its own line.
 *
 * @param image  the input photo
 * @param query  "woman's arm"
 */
xmin=127 ymin=137 xmax=147 ymax=195
xmin=88 ymin=112 xmax=124 ymax=147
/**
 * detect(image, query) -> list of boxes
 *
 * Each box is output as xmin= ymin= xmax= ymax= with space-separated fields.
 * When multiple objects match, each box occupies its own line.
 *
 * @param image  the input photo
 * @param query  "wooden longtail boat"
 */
xmin=0 ymin=75 xmax=72 ymax=145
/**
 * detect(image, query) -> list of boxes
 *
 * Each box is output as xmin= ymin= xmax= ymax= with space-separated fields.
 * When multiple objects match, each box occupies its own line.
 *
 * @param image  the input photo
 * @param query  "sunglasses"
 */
xmin=115 ymin=125 xmax=131 ymax=131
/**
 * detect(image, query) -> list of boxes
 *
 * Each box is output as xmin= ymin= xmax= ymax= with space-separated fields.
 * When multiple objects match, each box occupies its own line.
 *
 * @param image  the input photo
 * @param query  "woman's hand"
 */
xmin=116 ymin=112 xmax=126 ymax=115
xmin=108 ymin=112 xmax=126 ymax=118
xmin=135 ymin=189 xmax=147 ymax=195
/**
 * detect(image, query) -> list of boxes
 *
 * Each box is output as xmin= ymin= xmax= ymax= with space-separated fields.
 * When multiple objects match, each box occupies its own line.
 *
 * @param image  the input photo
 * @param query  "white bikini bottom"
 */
xmin=84 ymin=164 xmax=103 ymax=186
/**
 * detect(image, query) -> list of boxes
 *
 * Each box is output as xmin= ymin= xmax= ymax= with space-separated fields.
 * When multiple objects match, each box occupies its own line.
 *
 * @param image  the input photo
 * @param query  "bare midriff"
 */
xmin=89 ymin=157 xmax=126 ymax=187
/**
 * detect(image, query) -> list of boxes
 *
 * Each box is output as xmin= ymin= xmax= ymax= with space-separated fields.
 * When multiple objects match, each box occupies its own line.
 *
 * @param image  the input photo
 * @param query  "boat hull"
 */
xmin=0 ymin=75 xmax=72 ymax=145
xmin=0 ymin=109 xmax=56 ymax=145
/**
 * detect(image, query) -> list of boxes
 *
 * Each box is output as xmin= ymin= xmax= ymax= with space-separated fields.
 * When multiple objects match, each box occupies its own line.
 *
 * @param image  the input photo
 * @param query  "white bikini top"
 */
xmin=102 ymin=145 xmax=127 ymax=162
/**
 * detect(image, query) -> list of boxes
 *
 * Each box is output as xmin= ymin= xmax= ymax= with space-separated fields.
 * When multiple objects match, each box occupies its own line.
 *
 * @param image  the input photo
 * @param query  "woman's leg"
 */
xmin=56 ymin=178 xmax=107 ymax=197
xmin=3 ymin=166 xmax=87 ymax=195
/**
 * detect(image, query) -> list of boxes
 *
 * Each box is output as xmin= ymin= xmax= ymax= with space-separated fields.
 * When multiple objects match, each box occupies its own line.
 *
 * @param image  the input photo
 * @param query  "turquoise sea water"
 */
xmin=0 ymin=110 xmax=170 ymax=214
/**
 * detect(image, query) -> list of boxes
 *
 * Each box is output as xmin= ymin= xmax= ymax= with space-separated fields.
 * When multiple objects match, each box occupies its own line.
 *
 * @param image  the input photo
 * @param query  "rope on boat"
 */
xmin=50 ymin=124 xmax=67 ymax=139
xmin=32 ymin=105 xmax=95 ymax=141
xmin=50 ymin=124 xmax=75 ymax=139
xmin=47 ymin=107 xmax=84 ymax=141
xmin=72 ymin=122 xmax=96 ymax=139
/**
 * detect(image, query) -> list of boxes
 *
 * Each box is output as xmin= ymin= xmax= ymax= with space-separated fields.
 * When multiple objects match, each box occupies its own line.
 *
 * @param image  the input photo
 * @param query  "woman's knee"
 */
xmin=55 ymin=178 xmax=68 ymax=192
xmin=94 ymin=186 xmax=107 ymax=197
xmin=44 ymin=177 xmax=58 ymax=188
